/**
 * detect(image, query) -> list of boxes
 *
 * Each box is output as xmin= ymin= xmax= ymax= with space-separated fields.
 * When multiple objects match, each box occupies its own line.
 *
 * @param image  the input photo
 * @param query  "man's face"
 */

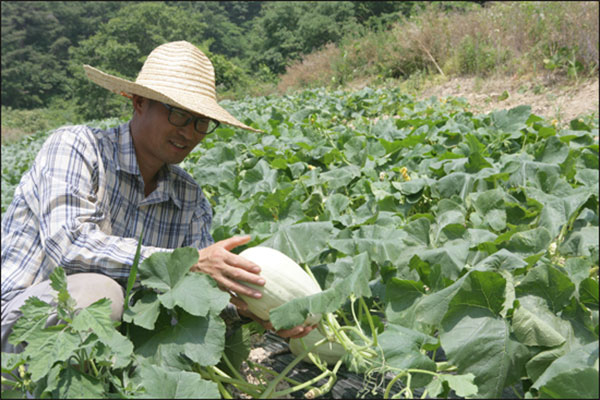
xmin=132 ymin=97 xmax=207 ymax=167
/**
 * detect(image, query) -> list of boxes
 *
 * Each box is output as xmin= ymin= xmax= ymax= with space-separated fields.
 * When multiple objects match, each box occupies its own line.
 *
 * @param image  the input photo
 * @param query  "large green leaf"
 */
xmin=531 ymin=341 xmax=599 ymax=399
xmin=516 ymin=263 xmax=575 ymax=313
xmin=22 ymin=329 xmax=81 ymax=382
xmin=123 ymin=291 xmax=161 ymax=330
xmin=489 ymin=105 xmax=531 ymax=137
xmin=52 ymin=366 xmax=105 ymax=398
xmin=329 ymin=225 xmax=407 ymax=265
xmin=138 ymin=248 xmax=230 ymax=318
xmin=239 ymin=159 xmax=279 ymax=199
xmin=269 ymin=252 xmax=372 ymax=330
xmin=440 ymin=308 xmax=530 ymax=398
xmin=158 ymin=273 xmax=230 ymax=317
xmin=135 ymin=312 xmax=226 ymax=369
xmin=139 ymin=248 xmax=199 ymax=292
xmin=511 ymin=295 xmax=569 ymax=347
xmin=262 ymin=221 xmax=335 ymax=264
xmin=8 ymin=296 xmax=53 ymax=346
xmin=139 ymin=363 xmax=220 ymax=398
xmin=376 ymin=324 xmax=438 ymax=387
xmin=71 ymin=298 xmax=133 ymax=368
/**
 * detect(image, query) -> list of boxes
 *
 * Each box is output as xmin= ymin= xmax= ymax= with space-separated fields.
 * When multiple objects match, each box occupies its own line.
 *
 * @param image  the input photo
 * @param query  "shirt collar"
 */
xmin=115 ymin=122 xmax=182 ymax=209
xmin=116 ymin=122 xmax=140 ymax=176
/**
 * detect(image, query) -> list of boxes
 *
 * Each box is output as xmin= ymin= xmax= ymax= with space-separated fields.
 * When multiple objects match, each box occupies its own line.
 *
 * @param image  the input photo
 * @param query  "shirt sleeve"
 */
xmin=33 ymin=128 xmax=169 ymax=284
xmin=182 ymin=196 xmax=215 ymax=250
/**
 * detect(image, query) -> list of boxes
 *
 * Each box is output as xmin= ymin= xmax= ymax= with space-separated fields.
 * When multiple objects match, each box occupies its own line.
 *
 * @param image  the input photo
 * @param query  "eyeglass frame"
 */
xmin=158 ymin=102 xmax=220 ymax=135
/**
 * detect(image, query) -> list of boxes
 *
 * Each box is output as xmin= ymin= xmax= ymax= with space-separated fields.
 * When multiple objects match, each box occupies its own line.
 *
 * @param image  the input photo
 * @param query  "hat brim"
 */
xmin=83 ymin=65 xmax=262 ymax=133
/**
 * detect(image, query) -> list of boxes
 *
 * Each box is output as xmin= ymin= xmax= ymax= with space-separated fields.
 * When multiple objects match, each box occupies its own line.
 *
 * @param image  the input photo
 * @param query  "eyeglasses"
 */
xmin=159 ymin=102 xmax=220 ymax=135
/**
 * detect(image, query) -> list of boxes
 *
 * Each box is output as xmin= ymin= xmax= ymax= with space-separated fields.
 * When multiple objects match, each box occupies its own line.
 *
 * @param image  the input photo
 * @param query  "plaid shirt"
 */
xmin=1 ymin=122 xmax=214 ymax=308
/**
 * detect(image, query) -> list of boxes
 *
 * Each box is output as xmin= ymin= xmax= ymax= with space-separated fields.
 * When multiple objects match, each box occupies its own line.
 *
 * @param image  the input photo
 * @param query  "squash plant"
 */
xmin=2 ymin=86 xmax=598 ymax=398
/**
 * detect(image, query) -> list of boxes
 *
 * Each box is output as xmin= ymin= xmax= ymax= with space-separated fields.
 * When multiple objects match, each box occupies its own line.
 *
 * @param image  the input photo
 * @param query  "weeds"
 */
xmin=278 ymin=1 xmax=598 ymax=93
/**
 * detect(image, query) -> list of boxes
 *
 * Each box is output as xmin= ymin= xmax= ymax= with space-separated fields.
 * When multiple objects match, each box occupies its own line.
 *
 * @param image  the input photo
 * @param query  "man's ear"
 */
xmin=131 ymin=95 xmax=149 ymax=116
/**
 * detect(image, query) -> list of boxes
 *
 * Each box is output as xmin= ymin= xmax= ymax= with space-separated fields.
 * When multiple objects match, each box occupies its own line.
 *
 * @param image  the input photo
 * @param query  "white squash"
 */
xmin=289 ymin=329 xmax=346 ymax=365
xmin=237 ymin=246 xmax=322 ymax=326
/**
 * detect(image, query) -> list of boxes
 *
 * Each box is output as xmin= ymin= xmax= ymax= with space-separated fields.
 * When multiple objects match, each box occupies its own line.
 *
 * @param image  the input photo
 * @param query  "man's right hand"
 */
xmin=191 ymin=235 xmax=265 ymax=299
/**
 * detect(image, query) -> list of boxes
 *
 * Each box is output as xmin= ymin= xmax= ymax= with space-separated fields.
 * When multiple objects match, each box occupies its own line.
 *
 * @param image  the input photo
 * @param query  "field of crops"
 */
xmin=2 ymin=87 xmax=598 ymax=398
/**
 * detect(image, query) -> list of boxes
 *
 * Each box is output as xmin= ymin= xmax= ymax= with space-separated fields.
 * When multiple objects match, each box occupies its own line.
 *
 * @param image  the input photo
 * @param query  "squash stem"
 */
xmin=259 ymin=337 xmax=329 ymax=399
xmin=247 ymin=361 xmax=304 ymax=386
xmin=222 ymin=352 xmax=249 ymax=384
xmin=359 ymin=297 xmax=378 ymax=347
xmin=207 ymin=365 xmax=264 ymax=397
xmin=384 ymin=371 xmax=408 ymax=399
xmin=305 ymin=359 xmax=343 ymax=399
xmin=271 ymin=369 xmax=332 ymax=398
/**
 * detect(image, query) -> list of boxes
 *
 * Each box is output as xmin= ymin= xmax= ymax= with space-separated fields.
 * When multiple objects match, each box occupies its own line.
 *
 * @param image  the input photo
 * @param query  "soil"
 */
xmin=416 ymin=75 xmax=599 ymax=126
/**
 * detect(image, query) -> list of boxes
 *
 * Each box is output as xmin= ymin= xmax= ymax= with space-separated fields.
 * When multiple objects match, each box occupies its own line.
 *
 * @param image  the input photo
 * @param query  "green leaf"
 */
xmin=320 ymin=165 xmax=361 ymax=190
xmin=1 ymin=352 xmax=26 ymax=374
xmin=559 ymin=226 xmax=599 ymax=259
xmin=440 ymin=308 xmax=530 ymax=398
xmin=49 ymin=266 xmax=76 ymax=319
xmin=22 ymin=329 xmax=81 ymax=381
xmin=135 ymin=312 xmax=226 ymax=368
xmin=219 ymin=325 xmax=252 ymax=377
xmin=489 ymin=105 xmax=531 ymax=137
xmin=442 ymin=373 xmax=479 ymax=397
xmin=139 ymin=247 xmax=199 ymax=293
xmin=71 ymin=298 xmax=134 ymax=368
xmin=376 ymin=324 xmax=438 ymax=387
xmin=511 ymin=296 xmax=568 ymax=347
xmin=384 ymin=278 xmax=426 ymax=325
xmin=269 ymin=253 xmax=372 ymax=330
xmin=158 ymin=273 xmax=230 ymax=317
xmin=516 ymin=263 xmax=575 ymax=313
xmin=474 ymin=248 xmax=527 ymax=272
xmin=239 ymin=159 xmax=279 ymax=199
xmin=8 ymin=296 xmax=53 ymax=346
xmin=531 ymin=341 xmax=598 ymax=399
xmin=329 ymin=225 xmax=407 ymax=265
xmin=504 ymin=226 xmax=552 ymax=255
xmin=262 ymin=221 xmax=335 ymax=265
xmin=448 ymin=270 xmax=506 ymax=315
xmin=579 ymin=278 xmax=599 ymax=309
xmin=123 ymin=291 xmax=161 ymax=330
xmin=53 ymin=366 xmax=105 ymax=398
xmin=139 ymin=363 xmax=220 ymax=398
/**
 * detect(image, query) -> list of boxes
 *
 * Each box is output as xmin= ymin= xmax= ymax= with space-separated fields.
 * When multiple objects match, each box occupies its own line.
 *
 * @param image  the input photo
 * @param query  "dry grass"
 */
xmin=277 ymin=1 xmax=599 ymax=93
xmin=277 ymin=43 xmax=341 ymax=94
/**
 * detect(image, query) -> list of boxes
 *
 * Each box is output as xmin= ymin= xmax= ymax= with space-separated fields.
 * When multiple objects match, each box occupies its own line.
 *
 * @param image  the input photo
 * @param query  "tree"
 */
xmin=67 ymin=2 xmax=250 ymax=120
xmin=1 ymin=1 xmax=126 ymax=109
xmin=246 ymin=2 xmax=359 ymax=74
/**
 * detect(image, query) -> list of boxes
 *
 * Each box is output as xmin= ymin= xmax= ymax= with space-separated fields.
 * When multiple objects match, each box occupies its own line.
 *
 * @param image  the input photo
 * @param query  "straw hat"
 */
xmin=83 ymin=40 xmax=260 ymax=132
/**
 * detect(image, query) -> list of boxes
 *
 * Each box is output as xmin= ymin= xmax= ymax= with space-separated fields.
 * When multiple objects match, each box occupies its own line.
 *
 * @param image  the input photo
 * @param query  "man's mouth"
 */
xmin=169 ymin=140 xmax=187 ymax=149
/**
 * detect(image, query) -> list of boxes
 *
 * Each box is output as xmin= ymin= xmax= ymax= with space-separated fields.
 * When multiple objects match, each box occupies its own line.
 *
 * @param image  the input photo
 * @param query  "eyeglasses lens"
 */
xmin=167 ymin=106 xmax=219 ymax=134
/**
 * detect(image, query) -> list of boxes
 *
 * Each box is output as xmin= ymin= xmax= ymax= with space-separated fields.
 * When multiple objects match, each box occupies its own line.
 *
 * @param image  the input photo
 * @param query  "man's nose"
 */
xmin=177 ymin=123 xmax=196 ymax=140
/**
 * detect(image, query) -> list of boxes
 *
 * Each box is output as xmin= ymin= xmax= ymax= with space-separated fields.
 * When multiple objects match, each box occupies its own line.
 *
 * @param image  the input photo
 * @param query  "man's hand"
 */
xmin=238 ymin=307 xmax=317 ymax=339
xmin=191 ymin=235 xmax=265 ymax=299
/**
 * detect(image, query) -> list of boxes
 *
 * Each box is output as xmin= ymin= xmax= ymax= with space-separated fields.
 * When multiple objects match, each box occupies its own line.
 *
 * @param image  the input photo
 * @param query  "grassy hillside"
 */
xmin=1 ymin=1 xmax=598 ymax=145
xmin=276 ymin=1 xmax=598 ymax=93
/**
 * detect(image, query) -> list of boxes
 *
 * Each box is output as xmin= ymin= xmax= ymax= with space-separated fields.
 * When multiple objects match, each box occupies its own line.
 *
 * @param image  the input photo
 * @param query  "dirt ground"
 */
xmin=417 ymin=75 xmax=599 ymax=125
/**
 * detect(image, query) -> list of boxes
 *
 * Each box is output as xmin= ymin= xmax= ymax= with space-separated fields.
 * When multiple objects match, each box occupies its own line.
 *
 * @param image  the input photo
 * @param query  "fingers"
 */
xmin=229 ymin=295 xmax=248 ymax=311
xmin=194 ymin=236 xmax=265 ymax=298
xmin=274 ymin=324 xmax=316 ymax=339
xmin=219 ymin=235 xmax=251 ymax=252
xmin=235 ymin=307 xmax=317 ymax=340
xmin=221 ymin=276 xmax=263 ymax=299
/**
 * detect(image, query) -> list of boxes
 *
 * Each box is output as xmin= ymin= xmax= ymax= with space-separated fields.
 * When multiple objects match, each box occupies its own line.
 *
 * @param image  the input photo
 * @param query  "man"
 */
xmin=1 ymin=41 xmax=314 ymax=353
